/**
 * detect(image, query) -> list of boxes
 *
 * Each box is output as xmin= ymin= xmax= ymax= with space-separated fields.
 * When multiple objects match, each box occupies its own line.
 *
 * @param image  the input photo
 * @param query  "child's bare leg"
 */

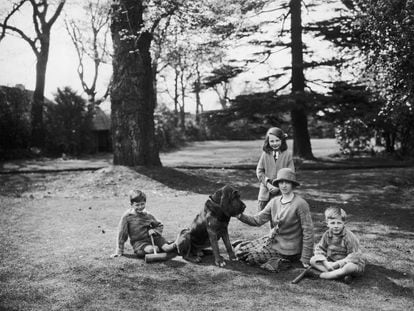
xmin=310 ymin=258 xmax=329 ymax=272
xmin=161 ymin=242 xmax=176 ymax=253
xmin=143 ymin=244 xmax=160 ymax=254
xmin=320 ymin=262 xmax=359 ymax=280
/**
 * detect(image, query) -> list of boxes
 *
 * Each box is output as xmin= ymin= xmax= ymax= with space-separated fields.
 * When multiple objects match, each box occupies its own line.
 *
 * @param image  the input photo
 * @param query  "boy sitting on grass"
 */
xmin=306 ymin=207 xmax=366 ymax=284
xmin=111 ymin=190 xmax=176 ymax=258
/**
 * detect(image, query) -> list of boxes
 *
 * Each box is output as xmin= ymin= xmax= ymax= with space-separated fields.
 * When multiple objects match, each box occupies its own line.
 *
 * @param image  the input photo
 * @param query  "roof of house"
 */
xmin=92 ymin=106 xmax=111 ymax=131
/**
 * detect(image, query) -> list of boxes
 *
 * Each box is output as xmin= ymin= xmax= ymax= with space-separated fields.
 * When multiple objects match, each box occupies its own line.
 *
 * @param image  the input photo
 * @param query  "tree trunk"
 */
xmin=110 ymin=0 xmax=161 ymax=166
xmin=289 ymin=0 xmax=314 ymax=159
xmin=31 ymin=40 xmax=50 ymax=148
xmin=180 ymin=70 xmax=186 ymax=131
xmin=194 ymin=62 xmax=202 ymax=124
xmin=173 ymin=69 xmax=179 ymax=127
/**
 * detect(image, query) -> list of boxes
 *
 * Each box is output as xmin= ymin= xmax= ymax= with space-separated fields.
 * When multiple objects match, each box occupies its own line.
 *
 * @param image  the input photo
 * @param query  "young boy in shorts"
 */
xmin=307 ymin=207 xmax=366 ymax=283
xmin=111 ymin=190 xmax=176 ymax=258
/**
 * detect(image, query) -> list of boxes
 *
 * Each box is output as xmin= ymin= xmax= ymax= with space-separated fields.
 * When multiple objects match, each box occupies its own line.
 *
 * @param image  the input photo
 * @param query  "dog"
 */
xmin=175 ymin=185 xmax=246 ymax=267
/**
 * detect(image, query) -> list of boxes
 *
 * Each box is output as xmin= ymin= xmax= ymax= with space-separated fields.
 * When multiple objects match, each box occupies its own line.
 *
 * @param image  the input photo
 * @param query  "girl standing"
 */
xmin=256 ymin=127 xmax=294 ymax=212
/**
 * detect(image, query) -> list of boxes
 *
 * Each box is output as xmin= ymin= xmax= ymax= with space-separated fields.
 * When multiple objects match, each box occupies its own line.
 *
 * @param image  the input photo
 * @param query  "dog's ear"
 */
xmin=210 ymin=188 xmax=223 ymax=205
xmin=220 ymin=185 xmax=234 ymax=208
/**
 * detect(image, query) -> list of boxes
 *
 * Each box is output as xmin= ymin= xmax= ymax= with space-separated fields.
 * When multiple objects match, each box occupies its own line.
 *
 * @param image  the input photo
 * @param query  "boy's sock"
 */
xmin=343 ymin=275 xmax=353 ymax=284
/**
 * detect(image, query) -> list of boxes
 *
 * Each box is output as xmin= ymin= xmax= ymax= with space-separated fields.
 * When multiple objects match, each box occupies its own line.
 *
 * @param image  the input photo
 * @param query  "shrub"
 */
xmin=0 ymin=86 xmax=31 ymax=160
xmin=335 ymin=118 xmax=374 ymax=156
xmin=154 ymin=104 xmax=185 ymax=151
xmin=44 ymin=87 xmax=95 ymax=156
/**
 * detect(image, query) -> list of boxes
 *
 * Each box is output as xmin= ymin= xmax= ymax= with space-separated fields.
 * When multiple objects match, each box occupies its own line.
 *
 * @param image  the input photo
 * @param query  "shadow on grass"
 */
xmin=175 ymin=253 xmax=413 ymax=299
xmin=133 ymin=166 xmax=258 ymax=199
xmin=116 ymin=253 xmax=188 ymax=270
xmin=355 ymin=264 xmax=414 ymax=298
xmin=134 ymin=166 xmax=226 ymax=194
xmin=133 ymin=166 xmax=414 ymax=232
xmin=0 ymin=174 xmax=36 ymax=196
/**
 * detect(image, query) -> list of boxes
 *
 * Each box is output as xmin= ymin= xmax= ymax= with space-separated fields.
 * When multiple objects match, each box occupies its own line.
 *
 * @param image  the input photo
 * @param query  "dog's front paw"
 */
xmin=229 ymin=254 xmax=237 ymax=261
xmin=194 ymin=256 xmax=202 ymax=263
xmin=215 ymin=256 xmax=226 ymax=267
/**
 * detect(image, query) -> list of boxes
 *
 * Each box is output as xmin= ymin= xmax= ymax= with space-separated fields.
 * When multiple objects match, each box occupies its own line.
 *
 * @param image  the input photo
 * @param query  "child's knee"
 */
xmin=310 ymin=256 xmax=320 ymax=267
xmin=135 ymin=249 xmax=146 ymax=258
xmin=343 ymin=262 xmax=361 ymax=274
xmin=161 ymin=242 xmax=176 ymax=253
xmin=143 ymin=244 xmax=159 ymax=254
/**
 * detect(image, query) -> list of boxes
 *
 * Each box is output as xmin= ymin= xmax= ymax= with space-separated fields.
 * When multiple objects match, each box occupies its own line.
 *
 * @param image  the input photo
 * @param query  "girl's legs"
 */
xmin=319 ymin=262 xmax=359 ymax=280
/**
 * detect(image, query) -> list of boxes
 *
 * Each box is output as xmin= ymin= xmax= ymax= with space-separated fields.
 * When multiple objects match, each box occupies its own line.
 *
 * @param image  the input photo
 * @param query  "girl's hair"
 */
xmin=324 ymin=207 xmax=347 ymax=221
xmin=262 ymin=127 xmax=288 ymax=153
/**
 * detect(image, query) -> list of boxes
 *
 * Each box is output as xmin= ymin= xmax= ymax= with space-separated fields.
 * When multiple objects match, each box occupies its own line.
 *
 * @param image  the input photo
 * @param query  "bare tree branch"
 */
xmin=0 ymin=0 xmax=26 ymax=41
xmin=274 ymin=79 xmax=292 ymax=94
xmin=65 ymin=0 xmax=111 ymax=102
xmin=46 ymin=0 xmax=65 ymax=27
xmin=29 ymin=0 xmax=43 ymax=37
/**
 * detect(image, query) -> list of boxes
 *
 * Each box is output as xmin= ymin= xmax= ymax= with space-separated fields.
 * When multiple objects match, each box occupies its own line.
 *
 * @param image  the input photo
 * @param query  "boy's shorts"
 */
xmin=312 ymin=253 xmax=366 ymax=275
xmin=343 ymin=253 xmax=366 ymax=275
xmin=132 ymin=235 xmax=168 ymax=256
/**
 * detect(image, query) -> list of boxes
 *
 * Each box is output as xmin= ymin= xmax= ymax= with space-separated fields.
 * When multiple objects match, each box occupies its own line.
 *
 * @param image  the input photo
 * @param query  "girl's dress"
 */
xmin=256 ymin=149 xmax=294 ymax=206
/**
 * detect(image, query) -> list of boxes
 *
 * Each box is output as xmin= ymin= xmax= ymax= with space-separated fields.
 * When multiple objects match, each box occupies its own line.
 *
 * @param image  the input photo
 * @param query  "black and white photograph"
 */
xmin=0 ymin=0 xmax=413 ymax=310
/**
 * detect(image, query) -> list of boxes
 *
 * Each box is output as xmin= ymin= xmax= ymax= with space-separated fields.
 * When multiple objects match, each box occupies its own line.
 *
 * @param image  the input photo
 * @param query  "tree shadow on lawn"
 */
xmin=133 ymin=166 xmax=414 ymax=231
xmin=133 ymin=166 xmax=259 ymax=199
xmin=356 ymin=264 xmax=414 ymax=298
xmin=160 ymin=252 xmax=413 ymax=299
xmin=122 ymin=253 xmax=189 ymax=268
xmin=305 ymin=195 xmax=414 ymax=234
xmin=0 ymin=174 xmax=39 ymax=196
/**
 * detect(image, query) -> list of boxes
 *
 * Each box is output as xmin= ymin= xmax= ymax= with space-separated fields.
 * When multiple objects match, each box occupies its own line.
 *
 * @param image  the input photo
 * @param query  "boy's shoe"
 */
xmin=343 ymin=275 xmax=354 ymax=284
xmin=304 ymin=268 xmax=322 ymax=279
xmin=260 ymin=257 xmax=292 ymax=272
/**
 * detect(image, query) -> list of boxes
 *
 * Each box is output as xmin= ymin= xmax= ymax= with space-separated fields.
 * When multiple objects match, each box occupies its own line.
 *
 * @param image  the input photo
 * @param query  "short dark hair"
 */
xmin=129 ymin=189 xmax=146 ymax=204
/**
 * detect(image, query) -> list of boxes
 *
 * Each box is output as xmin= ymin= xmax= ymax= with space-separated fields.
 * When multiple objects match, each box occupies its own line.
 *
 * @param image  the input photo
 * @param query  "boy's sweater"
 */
xmin=115 ymin=209 xmax=163 ymax=255
xmin=313 ymin=227 xmax=361 ymax=262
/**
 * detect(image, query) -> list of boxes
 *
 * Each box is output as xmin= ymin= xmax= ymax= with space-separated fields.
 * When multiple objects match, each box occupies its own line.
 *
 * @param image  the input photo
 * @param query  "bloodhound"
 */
xmin=175 ymin=185 xmax=246 ymax=267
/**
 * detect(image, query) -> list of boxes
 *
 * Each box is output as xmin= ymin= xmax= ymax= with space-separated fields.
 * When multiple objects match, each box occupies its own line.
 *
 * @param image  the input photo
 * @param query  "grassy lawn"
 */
xmin=160 ymin=138 xmax=340 ymax=167
xmin=0 ymin=144 xmax=413 ymax=310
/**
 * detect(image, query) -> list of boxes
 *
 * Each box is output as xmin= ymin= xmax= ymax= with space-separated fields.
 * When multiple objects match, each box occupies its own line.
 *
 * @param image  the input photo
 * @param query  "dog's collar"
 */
xmin=207 ymin=197 xmax=230 ymax=222
xmin=209 ymin=195 xmax=220 ymax=205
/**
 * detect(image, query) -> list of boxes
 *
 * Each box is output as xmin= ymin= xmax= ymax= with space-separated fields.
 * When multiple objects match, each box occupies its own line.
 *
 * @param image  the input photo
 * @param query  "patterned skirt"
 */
xmin=234 ymin=236 xmax=300 ymax=271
